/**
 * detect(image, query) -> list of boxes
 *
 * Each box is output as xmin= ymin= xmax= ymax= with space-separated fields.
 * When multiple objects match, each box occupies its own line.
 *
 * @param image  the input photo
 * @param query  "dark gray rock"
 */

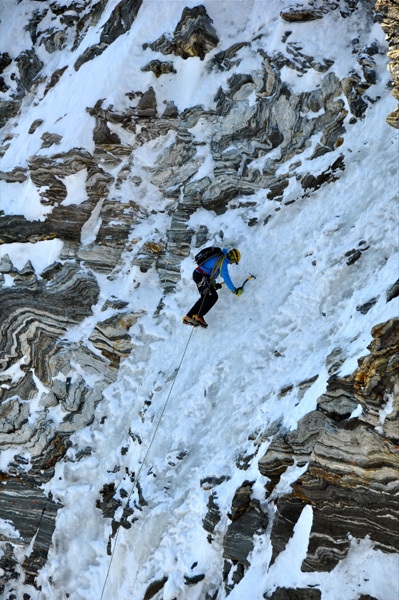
xmin=356 ymin=297 xmax=378 ymax=314
xmin=0 ymin=253 xmax=16 ymax=274
xmin=0 ymin=52 xmax=12 ymax=74
xmin=317 ymin=375 xmax=359 ymax=419
xmin=88 ymin=311 xmax=142 ymax=367
xmin=40 ymin=132 xmax=63 ymax=149
xmin=341 ymin=73 xmax=370 ymax=119
xmin=258 ymin=411 xmax=330 ymax=491
xmin=266 ymin=588 xmax=321 ymax=600
xmin=42 ymin=30 xmax=67 ymax=53
xmin=143 ymin=577 xmax=168 ymax=600
xmin=0 ymin=76 xmax=9 ymax=93
xmin=387 ymin=279 xmax=399 ymax=302
xmin=100 ymin=0 xmax=143 ymax=45
xmin=132 ymin=240 xmax=165 ymax=273
xmin=25 ymin=8 xmax=47 ymax=44
xmin=0 ymin=166 xmax=28 ymax=182
xmin=134 ymin=86 xmax=158 ymax=118
xmin=43 ymin=65 xmax=68 ymax=96
xmin=0 ymin=100 xmax=20 ymax=129
xmin=346 ymin=248 xmax=362 ymax=265
xmin=184 ymin=573 xmax=205 ymax=585
xmin=301 ymin=156 xmax=345 ymax=192
xmin=74 ymin=42 xmax=108 ymax=71
xmin=75 ymin=0 xmax=143 ymax=70
xmin=71 ymin=0 xmax=108 ymax=51
xmin=0 ymin=542 xmax=19 ymax=596
xmin=0 ymin=261 xmax=99 ymax=380
xmin=223 ymin=500 xmax=268 ymax=565
xmin=93 ymin=116 xmax=121 ymax=145
xmin=0 ymin=477 xmax=62 ymax=587
xmin=210 ymin=42 xmax=250 ymax=72
xmin=223 ymin=482 xmax=268 ymax=567
xmin=202 ymin=492 xmax=221 ymax=533
xmin=358 ymin=54 xmax=377 ymax=84
xmin=16 ymin=49 xmax=43 ymax=91
xmin=96 ymin=483 xmax=121 ymax=519
xmin=269 ymin=497 xmax=308 ymax=566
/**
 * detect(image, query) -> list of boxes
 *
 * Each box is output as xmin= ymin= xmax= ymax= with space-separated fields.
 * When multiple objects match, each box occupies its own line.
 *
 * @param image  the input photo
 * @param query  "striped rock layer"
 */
xmin=0 ymin=0 xmax=397 ymax=591
xmin=259 ymin=318 xmax=399 ymax=571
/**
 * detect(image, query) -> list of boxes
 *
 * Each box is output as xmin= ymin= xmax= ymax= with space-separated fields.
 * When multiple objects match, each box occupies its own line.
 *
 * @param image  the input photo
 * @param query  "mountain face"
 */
xmin=0 ymin=1 xmax=398 ymax=599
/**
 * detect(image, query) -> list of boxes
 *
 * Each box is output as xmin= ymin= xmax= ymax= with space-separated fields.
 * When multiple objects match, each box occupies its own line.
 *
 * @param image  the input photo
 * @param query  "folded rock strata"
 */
xmin=0 ymin=2 xmax=396 ymax=592
xmin=143 ymin=5 xmax=219 ymax=60
xmin=376 ymin=0 xmax=399 ymax=127
xmin=259 ymin=318 xmax=399 ymax=572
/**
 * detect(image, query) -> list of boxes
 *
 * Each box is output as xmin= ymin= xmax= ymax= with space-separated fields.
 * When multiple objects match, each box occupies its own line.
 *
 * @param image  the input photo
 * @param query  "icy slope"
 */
xmin=0 ymin=1 xmax=398 ymax=599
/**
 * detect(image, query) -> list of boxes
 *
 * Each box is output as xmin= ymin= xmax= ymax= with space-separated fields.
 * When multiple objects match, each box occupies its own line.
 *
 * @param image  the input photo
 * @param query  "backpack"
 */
xmin=194 ymin=246 xmax=223 ymax=266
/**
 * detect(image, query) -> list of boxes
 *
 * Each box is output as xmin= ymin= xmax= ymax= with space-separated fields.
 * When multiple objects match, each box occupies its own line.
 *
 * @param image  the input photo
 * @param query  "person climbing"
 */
xmin=182 ymin=248 xmax=243 ymax=328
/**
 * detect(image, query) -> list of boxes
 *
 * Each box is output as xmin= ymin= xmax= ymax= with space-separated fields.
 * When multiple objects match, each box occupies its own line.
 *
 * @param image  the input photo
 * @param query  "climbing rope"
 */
xmin=100 ymin=324 xmax=195 ymax=600
xmin=100 ymin=98 xmax=245 ymax=598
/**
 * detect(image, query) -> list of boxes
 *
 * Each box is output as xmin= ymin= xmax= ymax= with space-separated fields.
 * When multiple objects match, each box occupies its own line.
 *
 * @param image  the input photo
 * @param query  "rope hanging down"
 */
xmin=101 ymin=102 xmax=248 ymax=598
xmin=100 ymin=325 xmax=195 ymax=600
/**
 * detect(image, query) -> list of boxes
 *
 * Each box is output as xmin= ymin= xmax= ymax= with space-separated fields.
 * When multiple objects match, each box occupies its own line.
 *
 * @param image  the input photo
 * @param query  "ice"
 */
xmin=1 ymin=1 xmax=398 ymax=599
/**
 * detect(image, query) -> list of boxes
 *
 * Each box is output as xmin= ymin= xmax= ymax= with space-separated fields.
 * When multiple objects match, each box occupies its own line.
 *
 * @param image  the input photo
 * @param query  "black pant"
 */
xmin=187 ymin=270 xmax=218 ymax=318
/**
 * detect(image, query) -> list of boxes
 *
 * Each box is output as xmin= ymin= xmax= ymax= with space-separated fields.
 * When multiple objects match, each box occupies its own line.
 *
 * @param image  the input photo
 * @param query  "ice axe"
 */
xmin=219 ymin=273 xmax=256 ymax=292
xmin=222 ymin=273 xmax=256 ymax=295
xmin=240 ymin=273 xmax=256 ymax=289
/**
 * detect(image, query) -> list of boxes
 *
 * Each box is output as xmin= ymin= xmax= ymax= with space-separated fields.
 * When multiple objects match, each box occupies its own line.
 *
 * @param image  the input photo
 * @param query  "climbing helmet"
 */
xmin=227 ymin=248 xmax=241 ymax=264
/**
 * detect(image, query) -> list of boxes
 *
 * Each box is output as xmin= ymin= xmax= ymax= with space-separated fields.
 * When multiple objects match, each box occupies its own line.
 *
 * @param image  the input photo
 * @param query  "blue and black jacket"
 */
xmin=195 ymin=249 xmax=236 ymax=292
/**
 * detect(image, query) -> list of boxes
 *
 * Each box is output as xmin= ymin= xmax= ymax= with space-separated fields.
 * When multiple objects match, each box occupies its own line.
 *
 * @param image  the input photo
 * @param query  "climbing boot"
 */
xmin=182 ymin=315 xmax=199 ymax=327
xmin=192 ymin=314 xmax=208 ymax=328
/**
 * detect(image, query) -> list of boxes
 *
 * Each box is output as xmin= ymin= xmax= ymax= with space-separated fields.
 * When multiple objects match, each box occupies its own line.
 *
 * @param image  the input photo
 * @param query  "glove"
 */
xmin=233 ymin=287 xmax=244 ymax=296
xmin=213 ymin=282 xmax=222 ymax=289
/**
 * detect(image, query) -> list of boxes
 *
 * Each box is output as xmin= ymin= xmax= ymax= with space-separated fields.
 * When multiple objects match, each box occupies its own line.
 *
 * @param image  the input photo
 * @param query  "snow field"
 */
xmin=0 ymin=1 xmax=398 ymax=598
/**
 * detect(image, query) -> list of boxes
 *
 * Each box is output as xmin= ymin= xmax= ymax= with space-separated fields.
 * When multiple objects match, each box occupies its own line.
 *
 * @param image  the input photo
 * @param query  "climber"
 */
xmin=182 ymin=248 xmax=243 ymax=328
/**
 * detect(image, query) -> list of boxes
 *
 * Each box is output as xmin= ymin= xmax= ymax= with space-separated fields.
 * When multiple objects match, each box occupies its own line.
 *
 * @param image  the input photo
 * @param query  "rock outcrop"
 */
xmin=0 ymin=1 xmax=397 ymax=595
xmin=222 ymin=481 xmax=269 ymax=593
xmin=376 ymin=0 xmax=399 ymax=127
xmin=75 ymin=0 xmax=144 ymax=70
xmin=259 ymin=318 xmax=399 ymax=572
xmin=143 ymin=5 xmax=219 ymax=60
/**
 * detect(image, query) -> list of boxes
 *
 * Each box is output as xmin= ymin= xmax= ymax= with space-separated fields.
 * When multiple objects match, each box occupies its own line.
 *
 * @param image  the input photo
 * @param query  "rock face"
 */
xmin=0 ymin=1 xmax=397 ymax=595
xmin=259 ymin=318 xmax=399 ymax=572
xmin=0 ymin=476 xmax=62 ymax=587
xmin=223 ymin=481 xmax=269 ymax=565
xmin=222 ymin=481 xmax=269 ymax=593
xmin=143 ymin=5 xmax=219 ymax=60
xmin=75 ymin=0 xmax=144 ymax=70
xmin=376 ymin=0 xmax=399 ymax=127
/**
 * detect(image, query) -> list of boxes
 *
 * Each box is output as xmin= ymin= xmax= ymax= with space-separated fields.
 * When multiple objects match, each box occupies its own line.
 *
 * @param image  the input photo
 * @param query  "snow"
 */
xmin=0 ymin=239 xmax=64 ymax=274
xmin=80 ymin=198 xmax=104 ymax=245
xmin=62 ymin=169 xmax=88 ymax=206
xmin=379 ymin=395 xmax=394 ymax=425
xmin=0 ymin=178 xmax=53 ymax=221
xmin=233 ymin=526 xmax=399 ymax=600
xmin=0 ymin=1 xmax=399 ymax=599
